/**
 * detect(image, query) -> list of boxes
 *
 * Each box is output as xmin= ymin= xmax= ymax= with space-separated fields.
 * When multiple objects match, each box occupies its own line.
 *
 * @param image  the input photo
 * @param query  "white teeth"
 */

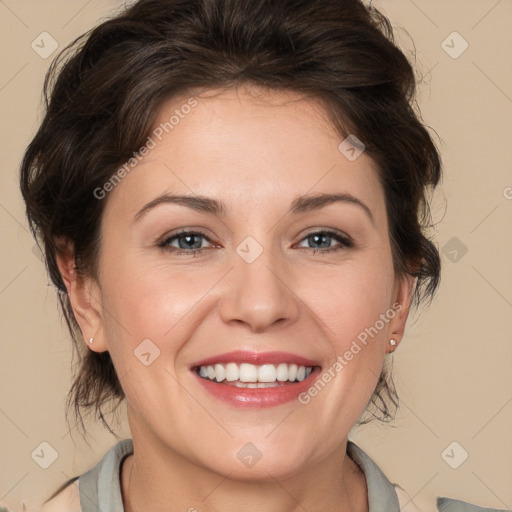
xmin=276 ymin=363 xmax=288 ymax=381
xmin=288 ymin=363 xmax=298 ymax=381
xmin=214 ymin=364 xmax=225 ymax=382
xmin=225 ymin=362 xmax=239 ymax=381
xmin=196 ymin=362 xmax=315 ymax=384
xmin=233 ymin=381 xmax=281 ymax=388
xmin=239 ymin=363 xmax=258 ymax=382
xmin=258 ymin=364 xmax=277 ymax=382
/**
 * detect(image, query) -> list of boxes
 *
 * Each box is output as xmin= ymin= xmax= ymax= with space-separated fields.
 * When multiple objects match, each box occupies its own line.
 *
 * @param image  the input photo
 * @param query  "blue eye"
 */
xmin=159 ymin=231 xmax=213 ymax=255
xmin=158 ymin=229 xmax=353 ymax=256
xmin=296 ymin=230 xmax=353 ymax=254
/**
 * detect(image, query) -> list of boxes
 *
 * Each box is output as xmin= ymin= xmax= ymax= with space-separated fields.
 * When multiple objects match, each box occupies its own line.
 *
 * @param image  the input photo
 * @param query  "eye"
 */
xmin=296 ymin=230 xmax=353 ymax=254
xmin=159 ymin=230 xmax=214 ymax=255
xmin=158 ymin=228 xmax=353 ymax=256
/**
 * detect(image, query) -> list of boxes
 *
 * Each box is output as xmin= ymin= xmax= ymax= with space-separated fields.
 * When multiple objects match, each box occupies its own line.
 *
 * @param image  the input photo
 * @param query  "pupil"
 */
xmin=180 ymin=234 xmax=200 ymax=249
xmin=310 ymin=233 xmax=329 ymax=248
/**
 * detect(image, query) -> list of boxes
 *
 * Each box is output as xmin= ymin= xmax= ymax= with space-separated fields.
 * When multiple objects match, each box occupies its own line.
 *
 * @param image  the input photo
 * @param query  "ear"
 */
xmin=55 ymin=237 xmax=108 ymax=353
xmin=385 ymin=273 xmax=417 ymax=354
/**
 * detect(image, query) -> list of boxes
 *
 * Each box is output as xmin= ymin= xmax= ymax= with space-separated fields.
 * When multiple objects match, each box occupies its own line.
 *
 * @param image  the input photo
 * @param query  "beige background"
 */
xmin=1 ymin=0 xmax=511 ymax=510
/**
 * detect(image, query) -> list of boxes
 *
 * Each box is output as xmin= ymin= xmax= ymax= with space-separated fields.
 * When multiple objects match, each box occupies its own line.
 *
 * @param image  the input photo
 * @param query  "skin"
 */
xmin=57 ymin=83 xmax=415 ymax=512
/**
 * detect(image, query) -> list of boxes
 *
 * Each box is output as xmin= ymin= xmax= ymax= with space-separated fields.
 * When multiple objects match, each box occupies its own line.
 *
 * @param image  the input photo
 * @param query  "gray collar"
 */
xmin=347 ymin=440 xmax=400 ymax=511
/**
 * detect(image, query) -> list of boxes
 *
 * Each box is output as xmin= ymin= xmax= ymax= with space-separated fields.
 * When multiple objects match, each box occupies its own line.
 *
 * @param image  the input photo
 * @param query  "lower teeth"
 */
xmin=202 ymin=378 xmax=293 ymax=388
xmin=233 ymin=381 xmax=281 ymax=388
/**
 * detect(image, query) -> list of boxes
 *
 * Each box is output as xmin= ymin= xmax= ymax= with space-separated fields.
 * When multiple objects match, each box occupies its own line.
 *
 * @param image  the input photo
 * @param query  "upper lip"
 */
xmin=191 ymin=350 xmax=320 ymax=369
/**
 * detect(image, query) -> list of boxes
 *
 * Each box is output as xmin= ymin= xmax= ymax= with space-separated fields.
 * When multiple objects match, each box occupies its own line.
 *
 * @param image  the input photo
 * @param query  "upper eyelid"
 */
xmin=300 ymin=227 xmax=352 ymax=240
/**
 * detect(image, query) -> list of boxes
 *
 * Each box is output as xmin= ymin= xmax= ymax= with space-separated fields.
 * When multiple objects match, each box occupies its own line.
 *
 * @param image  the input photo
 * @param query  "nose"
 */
xmin=218 ymin=243 xmax=300 ymax=333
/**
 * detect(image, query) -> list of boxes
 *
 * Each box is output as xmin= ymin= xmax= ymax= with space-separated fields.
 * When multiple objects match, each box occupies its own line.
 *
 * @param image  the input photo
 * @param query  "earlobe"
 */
xmin=54 ymin=238 xmax=108 ymax=352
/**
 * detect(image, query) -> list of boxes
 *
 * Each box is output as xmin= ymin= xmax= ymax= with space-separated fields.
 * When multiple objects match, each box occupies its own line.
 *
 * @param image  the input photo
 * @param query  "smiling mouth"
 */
xmin=194 ymin=362 xmax=318 ymax=388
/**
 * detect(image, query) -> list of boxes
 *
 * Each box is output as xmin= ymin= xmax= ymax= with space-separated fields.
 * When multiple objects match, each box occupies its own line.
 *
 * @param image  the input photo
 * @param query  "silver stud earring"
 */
xmin=389 ymin=339 xmax=397 ymax=346
xmin=88 ymin=337 xmax=94 ymax=344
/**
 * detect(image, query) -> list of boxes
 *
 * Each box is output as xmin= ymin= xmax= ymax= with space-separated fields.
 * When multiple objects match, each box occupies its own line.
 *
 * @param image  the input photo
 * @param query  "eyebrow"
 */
xmin=134 ymin=192 xmax=374 ymax=224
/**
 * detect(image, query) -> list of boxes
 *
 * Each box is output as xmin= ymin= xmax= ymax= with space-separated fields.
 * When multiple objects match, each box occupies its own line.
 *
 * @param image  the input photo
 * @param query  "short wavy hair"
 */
xmin=20 ymin=0 xmax=441 ymax=440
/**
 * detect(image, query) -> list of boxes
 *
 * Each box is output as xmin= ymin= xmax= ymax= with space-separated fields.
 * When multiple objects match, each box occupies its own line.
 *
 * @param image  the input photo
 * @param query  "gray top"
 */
xmin=77 ymin=438 xmax=510 ymax=512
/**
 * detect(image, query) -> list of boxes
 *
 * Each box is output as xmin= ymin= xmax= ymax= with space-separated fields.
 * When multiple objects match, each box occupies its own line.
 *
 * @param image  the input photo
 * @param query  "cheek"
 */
xmin=97 ymin=257 xmax=202 ymax=413
xmin=291 ymin=260 xmax=396 ymax=434
xmin=304 ymin=259 xmax=395 ymax=349
xmin=98 ymin=248 xmax=223 ymax=373
xmin=300 ymin=257 xmax=395 ymax=414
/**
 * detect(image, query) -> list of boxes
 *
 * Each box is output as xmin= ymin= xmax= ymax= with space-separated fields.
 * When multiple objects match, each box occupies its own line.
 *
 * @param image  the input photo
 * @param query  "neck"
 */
xmin=121 ymin=430 xmax=368 ymax=512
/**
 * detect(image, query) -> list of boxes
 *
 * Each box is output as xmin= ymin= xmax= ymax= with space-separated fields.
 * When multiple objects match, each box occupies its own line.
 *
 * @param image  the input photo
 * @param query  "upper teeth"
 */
xmin=198 ymin=363 xmax=313 ymax=383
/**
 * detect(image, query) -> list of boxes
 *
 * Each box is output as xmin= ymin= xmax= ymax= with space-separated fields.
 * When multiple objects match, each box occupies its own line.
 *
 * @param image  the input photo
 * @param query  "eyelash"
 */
xmin=158 ymin=229 xmax=353 ymax=256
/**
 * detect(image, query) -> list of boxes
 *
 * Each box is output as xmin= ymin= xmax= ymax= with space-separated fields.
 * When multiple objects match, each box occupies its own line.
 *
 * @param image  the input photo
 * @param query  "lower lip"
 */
xmin=193 ymin=367 xmax=322 ymax=408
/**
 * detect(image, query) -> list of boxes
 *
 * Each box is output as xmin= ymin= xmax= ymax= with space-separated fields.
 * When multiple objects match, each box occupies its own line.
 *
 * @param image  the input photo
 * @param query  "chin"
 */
xmin=192 ymin=441 xmax=313 ymax=482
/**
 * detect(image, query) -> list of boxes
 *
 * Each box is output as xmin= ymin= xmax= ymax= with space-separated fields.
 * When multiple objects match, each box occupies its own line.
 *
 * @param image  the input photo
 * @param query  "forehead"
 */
xmin=102 ymin=84 xmax=385 ymax=223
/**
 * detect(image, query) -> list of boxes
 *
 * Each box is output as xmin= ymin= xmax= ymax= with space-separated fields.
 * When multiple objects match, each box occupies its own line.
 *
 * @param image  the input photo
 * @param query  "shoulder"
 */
xmin=394 ymin=484 xmax=511 ymax=512
xmin=436 ymin=497 xmax=511 ymax=512
xmin=40 ymin=479 xmax=81 ymax=512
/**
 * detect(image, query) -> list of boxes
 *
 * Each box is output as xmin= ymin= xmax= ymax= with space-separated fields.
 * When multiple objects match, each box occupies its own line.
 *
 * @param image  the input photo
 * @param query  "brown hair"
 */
xmin=20 ymin=0 xmax=441 ymax=448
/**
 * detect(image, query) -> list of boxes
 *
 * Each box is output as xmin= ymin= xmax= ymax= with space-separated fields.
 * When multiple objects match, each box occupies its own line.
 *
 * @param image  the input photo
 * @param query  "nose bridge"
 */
xmin=218 ymin=233 xmax=300 ymax=332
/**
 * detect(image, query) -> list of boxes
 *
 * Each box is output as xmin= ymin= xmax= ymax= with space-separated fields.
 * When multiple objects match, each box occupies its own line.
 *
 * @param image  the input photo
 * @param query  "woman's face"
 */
xmin=76 ymin=84 xmax=413 ymax=479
